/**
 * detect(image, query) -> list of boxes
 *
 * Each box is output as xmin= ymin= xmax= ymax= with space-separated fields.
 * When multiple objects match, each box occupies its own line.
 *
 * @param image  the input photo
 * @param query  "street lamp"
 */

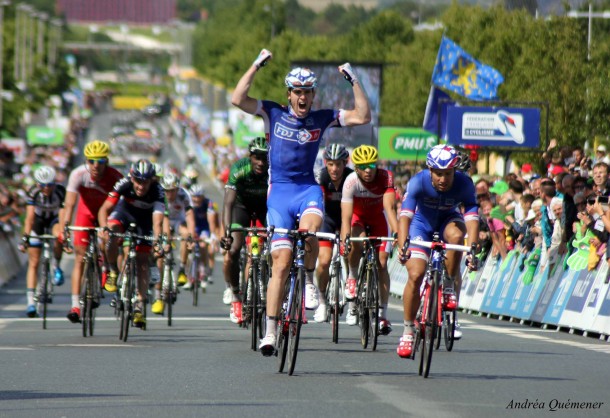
xmin=0 ymin=0 xmax=11 ymax=127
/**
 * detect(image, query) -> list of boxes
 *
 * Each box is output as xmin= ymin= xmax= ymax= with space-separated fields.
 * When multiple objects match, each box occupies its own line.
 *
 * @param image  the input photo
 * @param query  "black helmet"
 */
xmin=323 ymin=143 xmax=349 ymax=161
xmin=130 ymin=159 xmax=156 ymax=180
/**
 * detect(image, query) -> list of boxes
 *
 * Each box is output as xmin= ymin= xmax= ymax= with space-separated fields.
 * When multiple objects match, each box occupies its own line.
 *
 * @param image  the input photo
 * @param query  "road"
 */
xmin=0 ymin=113 xmax=609 ymax=417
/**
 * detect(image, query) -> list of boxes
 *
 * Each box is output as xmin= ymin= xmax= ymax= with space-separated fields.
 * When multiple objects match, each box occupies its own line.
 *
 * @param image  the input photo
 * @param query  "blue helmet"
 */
xmin=285 ymin=67 xmax=317 ymax=89
xmin=426 ymin=145 xmax=461 ymax=170
xmin=130 ymin=159 xmax=156 ymax=180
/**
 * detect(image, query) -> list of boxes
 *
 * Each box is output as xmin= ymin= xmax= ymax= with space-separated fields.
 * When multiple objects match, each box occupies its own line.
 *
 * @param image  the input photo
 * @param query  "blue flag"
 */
xmin=431 ymin=36 xmax=504 ymax=101
xmin=423 ymin=86 xmax=455 ymax=140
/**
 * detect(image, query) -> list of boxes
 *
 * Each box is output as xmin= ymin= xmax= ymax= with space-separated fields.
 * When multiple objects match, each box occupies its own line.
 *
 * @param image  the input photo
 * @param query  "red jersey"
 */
xmin=67 ymin=164 xmax=124 ymax=215
xmin=341 ymin=169 xmax=395 ymax=218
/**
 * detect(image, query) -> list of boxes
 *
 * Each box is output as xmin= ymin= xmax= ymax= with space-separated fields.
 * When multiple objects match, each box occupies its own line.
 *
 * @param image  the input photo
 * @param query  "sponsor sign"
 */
xmin=26 ymin=127 xmax=65 ymax=146
xmin=378 ymin=127 xmax=437 ymax=161
xmin=446 ymin=106 xmax=540 ymax=148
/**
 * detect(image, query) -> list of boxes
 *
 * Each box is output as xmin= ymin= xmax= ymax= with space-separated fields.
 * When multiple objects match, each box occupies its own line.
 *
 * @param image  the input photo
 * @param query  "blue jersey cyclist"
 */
xmin=396 ymin=145 xmax=480 ymax=359
xmin=232 ymin=48 xmax=372 ymax=356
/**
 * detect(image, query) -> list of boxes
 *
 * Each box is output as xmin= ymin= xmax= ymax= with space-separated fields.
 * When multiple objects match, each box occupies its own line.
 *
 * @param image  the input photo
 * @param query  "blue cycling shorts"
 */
xmin=408 ymin=212 xmax=464 ymax=260
xmin=266 ymin=182 xmax=324 ymax=252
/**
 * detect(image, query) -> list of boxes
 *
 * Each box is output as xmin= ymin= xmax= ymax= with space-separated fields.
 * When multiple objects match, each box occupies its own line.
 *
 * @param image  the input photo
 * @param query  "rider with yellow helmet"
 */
xmin=61 ymin=140 xmax=124 ymax=324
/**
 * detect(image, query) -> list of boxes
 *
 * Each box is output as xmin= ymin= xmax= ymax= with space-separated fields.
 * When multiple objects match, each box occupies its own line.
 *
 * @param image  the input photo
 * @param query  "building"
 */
xmin=56 ymin=0 xmax=176 ymax=24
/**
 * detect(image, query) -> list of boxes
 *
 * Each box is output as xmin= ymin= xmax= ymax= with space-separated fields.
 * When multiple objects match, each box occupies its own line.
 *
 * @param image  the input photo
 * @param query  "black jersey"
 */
xmin=315 ymin=166 xmax=353 ymax=224
xmin=27 ymin=184 xmax=66 ymax=221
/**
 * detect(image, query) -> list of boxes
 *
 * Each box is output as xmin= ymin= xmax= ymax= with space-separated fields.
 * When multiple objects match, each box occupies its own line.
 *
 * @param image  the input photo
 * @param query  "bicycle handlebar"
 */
xmin=349 ymin=236 xmax=395 ymax=243
xmin=408 ymin=239 xmax=471 ymax=253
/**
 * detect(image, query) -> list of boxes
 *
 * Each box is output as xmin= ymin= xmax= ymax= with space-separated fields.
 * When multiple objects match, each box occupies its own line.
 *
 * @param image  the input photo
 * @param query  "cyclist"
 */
xmin=189 ymin=183 xmax=220 ymax=291
xmin=61 ymin=140 xmax=123 ymax=323
xmin=313 ymin=143 xmax=353 ymax=323
xmin=152 ymin=172 xmax=196 ymax=315
xmin=98 ymin=159 xmax=165 ymax=328
xmin=340 ymin=145 xmax=398 ymax=334
xmin=19 ymin=166 xmax=66 ymax=318
xmin=396 ymin=144 xmax=479 ymax=358
xmin=182 ymin=165 xmax=199 ymax=190
xmin=220 ymin=137 xmax=269 ymax=324
xmin=232 ymin=48 xmax=371 ymax=355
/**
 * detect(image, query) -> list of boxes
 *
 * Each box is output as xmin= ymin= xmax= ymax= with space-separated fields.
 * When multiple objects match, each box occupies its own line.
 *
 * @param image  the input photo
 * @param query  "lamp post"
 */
xmin=0 ymin=1 xmax=11 ymax=127
xmin=37 ymin=12 xmax=47 ymax=69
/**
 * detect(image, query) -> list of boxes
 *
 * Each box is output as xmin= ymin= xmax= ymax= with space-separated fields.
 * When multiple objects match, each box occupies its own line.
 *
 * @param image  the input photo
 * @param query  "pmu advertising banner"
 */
xmin=446 ymin=106 xmax=540 ymax=148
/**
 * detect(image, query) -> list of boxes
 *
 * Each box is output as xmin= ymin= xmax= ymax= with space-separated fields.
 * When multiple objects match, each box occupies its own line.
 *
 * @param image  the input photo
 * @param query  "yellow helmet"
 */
xmin=351 ymin=145 xmax=378 ymax=165
xmin=84 ymin=140 xmax=110 ymax=159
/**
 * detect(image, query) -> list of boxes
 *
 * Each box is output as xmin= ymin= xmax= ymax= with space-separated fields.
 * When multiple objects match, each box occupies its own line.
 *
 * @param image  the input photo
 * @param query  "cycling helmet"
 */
xmin=249 ymin=137 xmax=268 ymax=154
xmin=456 ymin=151 xmax=472 ymax=172
xmin=153 ymin=163 xmax=163 ymax=178
xmin=323 ymin=143 xmax=349 ymax=161
xmin=351 ymin=145 xmax=378 ymax=165
xmin=426 ymin=145 xmax=461 ymax=170
xmin=130 ymin=159 xmax=156 ymax=180
xmin=84 ymin=140 xmax=110 ymax=159
xmin=285 ymin=67 xmax=317 ymax=89
xmin=183 ymin=164 xmax=199 ymax=180
xmin=189 ymin=184 xmax=205 ymax=197
xmin=161 ymin=172 xmax=180 ymax=190
xmin=34 ymin=165 xmax=56 ymax=184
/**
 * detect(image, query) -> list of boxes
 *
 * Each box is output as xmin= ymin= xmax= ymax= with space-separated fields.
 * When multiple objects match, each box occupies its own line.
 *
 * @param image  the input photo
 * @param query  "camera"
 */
xmin=598 ymin=196 xmax=609 ymax=205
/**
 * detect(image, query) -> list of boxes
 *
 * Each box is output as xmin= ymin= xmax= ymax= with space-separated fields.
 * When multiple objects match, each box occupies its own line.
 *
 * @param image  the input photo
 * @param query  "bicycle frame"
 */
xmin=29 ymin=233 xmax=56 ymax=330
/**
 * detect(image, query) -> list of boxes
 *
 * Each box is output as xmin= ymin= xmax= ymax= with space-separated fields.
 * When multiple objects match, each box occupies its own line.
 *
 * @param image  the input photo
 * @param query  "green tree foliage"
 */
xmin=190 ymin=1 xmax=608 ymax=152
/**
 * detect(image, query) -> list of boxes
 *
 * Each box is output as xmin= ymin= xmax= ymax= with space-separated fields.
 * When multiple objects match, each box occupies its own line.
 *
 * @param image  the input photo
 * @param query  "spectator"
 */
xmin=480 ymin=198 xmax=508 ymax=260
xmin=591 ymin=162 xmax=610 ymax=196
xmin=548 ymin=196 xmax=565 ymax=261
xmin=594 ymin=144 xmax=610 ymax=166
xmin=561 ymin=174 xmax=577 ymax=244
xmin=475 ymin=178 xmax=492 ymax=203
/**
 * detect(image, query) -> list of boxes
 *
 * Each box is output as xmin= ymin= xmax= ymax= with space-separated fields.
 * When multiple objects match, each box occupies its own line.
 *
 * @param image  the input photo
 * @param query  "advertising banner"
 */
xmin=26 ymin=127 xmax=65 ymax=146
xmin=446 ymin=106 xmax=541 ymax=148
xmin=378 ymin=127 xmax=437 ymax=161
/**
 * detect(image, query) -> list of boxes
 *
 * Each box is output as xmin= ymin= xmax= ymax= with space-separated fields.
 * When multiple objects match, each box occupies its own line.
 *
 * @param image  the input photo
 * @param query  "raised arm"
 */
xmin=338 ymin=63 xmax=371 ymax=126
xmin=231 ymin=49 xmax=272 ymax=115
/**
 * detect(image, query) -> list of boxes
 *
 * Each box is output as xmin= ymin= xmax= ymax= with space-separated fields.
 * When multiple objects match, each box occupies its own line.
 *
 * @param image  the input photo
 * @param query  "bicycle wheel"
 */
xmin=257 ymin=259 xmax=268 ymax=340
xmin=358 ymin=268 xmax=369 ymax=349
xmin=81 ymin=259 xmax=92 ymax=337
xmin=277 ymin=274 xmax=292 ymax=373
xmin=369 ymin=265 xmax=380 ymax=351
xmin=423 ymin=273 xmax=439 ymax=378
xmin=330 ymin=261 xmax=341 ymax=344
xmin=41 ymin=258 xmax=51 ymax=330
xmin=121 ymin=260 xmax=136 ymax=342
xmin=287 ymin=267 xmax=304 ymax=376
xmin=444 ymin=310 xmax=456 ymax=351
xmin=435 ymin=319 xmax=442 ymax=350
xmin=250 ymin=262 xmax=259 ymax=351
xmin=164 ymin=263 xmax=174 ymax=327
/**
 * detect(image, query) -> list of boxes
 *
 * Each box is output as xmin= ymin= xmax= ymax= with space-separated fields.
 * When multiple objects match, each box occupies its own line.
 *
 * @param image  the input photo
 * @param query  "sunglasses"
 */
xmin=87 ymin=158 xmax=108 ymax=165
xmin=291 ymin=88 xmax=313 ymax=96
xmin=132 ymin=177 xmax=152 ymax=184
xmin=39 ymin=183 xmax=54 ymax=188
xmin=356 ymin=163 xmax=377 ymax=170
xmin=476 ymin=193 xmax=490 ymax=199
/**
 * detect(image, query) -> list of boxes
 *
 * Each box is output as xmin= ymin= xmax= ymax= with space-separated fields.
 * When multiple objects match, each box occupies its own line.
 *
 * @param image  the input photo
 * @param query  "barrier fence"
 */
xmin=388 ymin=247 xmax=610 ymax=341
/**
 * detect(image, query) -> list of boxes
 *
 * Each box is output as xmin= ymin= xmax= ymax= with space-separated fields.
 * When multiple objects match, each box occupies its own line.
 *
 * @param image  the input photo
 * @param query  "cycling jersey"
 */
xmin=106 ymin=178 xmax=165 ymax=246
xmin=225 ymin=157 xmax=268 ymax=214
xmin=316 ymin=166 xmax=353 ymax=226
xmin=193 ymin=197 xmax=215 ymax=237
xmin=399 ymin=169 xmax=478 ymax=259
xmin=342 ymin=169 xmax=395 ymax=252
xmin=26 ymin=184 xmax=66 ymax=245
xmin=27 ymin=184 xmax=66 ymax=221
xmin=67 ymin=164 xmax=123 ymax=216
xmin=342 ymin=169 xmax=394 ymax=217
xmin=165 ymin=187 xmax=193 ymax=229
xmin=256 ymin=100 xmax=344 ymax=184
xmin=67 ymin=164 xmax=123 ymax=246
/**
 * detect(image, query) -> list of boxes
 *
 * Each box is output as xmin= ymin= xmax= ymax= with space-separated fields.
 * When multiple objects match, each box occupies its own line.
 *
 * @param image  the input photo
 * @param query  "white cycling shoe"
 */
xmin=305 ymin=283 xmax=319 ymax=311
xmin=222 ymin=288 xmax=232 ymax=305
xmin=346 ymin=309 xmax=358 ymax=326
xmin=313 ymin=302 xmax=327 ymax=323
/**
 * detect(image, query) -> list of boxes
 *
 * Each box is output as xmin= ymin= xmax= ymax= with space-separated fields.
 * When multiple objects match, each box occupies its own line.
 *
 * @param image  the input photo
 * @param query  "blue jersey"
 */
xmin=400 ymin=170 xmax=479 ymax=228
xmin=257 ymin=100 xmax=342 ymax=184
xmin=193 ymin=198 xmax=215 ymax=234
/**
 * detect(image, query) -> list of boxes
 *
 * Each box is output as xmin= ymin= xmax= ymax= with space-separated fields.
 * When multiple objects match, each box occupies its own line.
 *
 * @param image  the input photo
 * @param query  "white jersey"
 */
xmin=166 ymin=187 xmax=193 ymax=228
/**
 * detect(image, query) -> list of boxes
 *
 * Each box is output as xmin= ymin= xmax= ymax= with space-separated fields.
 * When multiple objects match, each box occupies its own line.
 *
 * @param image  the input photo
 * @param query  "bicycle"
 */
xmin=160 ymin=233 xmax=178 ymax=326
xmin=25 ymin=233 xmax=56 ymax=330
xmin=109 ymin=224 xmax=155 ymax=342
xmin=187 ymin=236 xmax=213 ymax=305
xmin=350 ymin=234 xmax=395 ymax=351
xmin=319 ymin=233 xmax=344 ymax=344
xmin=230 ymin=226 xmax=270 ymax=351
xmin=66 ymin=226 xmax=104 ymax=337
xmin=405 ymin=233 xmax=475 ymax=378
xmin=273 ymin=226 xmax=335 ymax=376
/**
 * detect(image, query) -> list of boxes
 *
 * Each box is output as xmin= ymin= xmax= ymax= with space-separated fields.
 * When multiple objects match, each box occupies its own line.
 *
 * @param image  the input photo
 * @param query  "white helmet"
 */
xmin=161 ymin=172 xmax=180 ymax=190
xmin=285 ymin=67 xmax=317 ymax=89
xmin=34 ymin=166 xmax=57 ymax=185
xmin=189 ymin=184 xmax=205 ymax=197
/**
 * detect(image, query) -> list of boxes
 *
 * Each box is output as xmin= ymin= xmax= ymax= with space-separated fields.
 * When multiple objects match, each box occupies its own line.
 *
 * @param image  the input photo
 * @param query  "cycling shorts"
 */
xmin=408 ymin=212 xmax=465 ymax=260
xmin=267 ymin=182 xmax=324 ymax=252
xmin=108 ymin=207 xmax=153 ymax=253
xmin=73 ymin=209 xmax=98 ymax=247
xmin=29 ymin=216 xmax=59 ymax=247
xmin=319 ymin=215 xmax=340 ymax=248
xmin=230 ymin=201 xmax=267 ymax=229
xmin=351 ymin=212 xmax=392 ymax=253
